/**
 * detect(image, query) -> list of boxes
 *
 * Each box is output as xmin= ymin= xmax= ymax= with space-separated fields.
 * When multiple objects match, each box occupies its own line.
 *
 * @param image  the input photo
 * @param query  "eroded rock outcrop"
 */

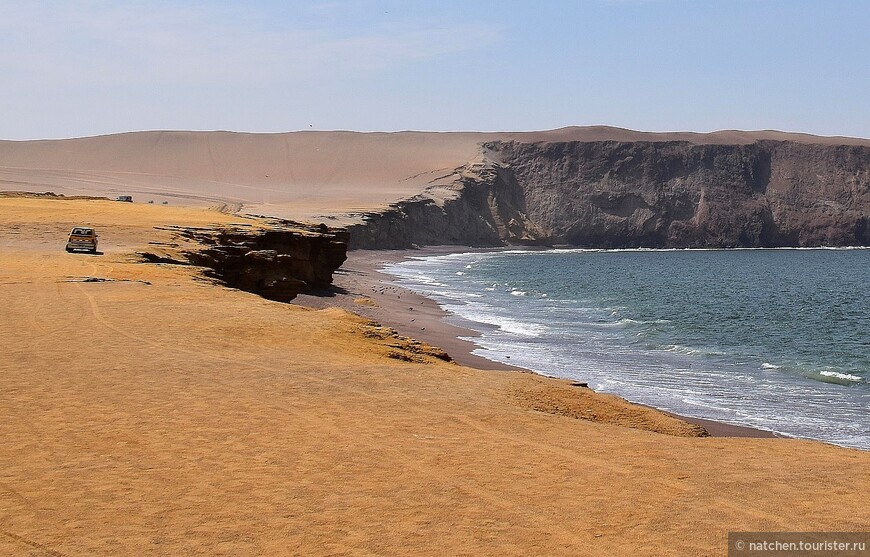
xmin=346 ymin=162 xmax=544 ymax=249
xmin=141 ymin=222 xmax=348 ymax=301
xmin=493 ymin=140 xmax=869 ymax=247
xmin=349 ymin=139 xmax=870 ymax=249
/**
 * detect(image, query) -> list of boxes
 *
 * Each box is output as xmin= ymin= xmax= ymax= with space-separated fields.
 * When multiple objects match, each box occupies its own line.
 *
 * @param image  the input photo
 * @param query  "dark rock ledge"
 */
xmin=140 ymin=221 xmax=348 ymax=302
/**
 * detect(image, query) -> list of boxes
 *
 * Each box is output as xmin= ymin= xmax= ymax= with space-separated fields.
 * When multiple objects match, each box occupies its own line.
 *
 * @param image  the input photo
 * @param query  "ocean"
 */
xmin=384 ymin=248 xmax=870 ymax=450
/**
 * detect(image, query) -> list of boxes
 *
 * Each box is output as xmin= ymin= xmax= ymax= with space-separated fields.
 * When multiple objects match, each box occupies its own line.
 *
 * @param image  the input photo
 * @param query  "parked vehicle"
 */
xmin=115 ymin=195 xmax=132 ymax=202
xmin=66 ymin=227 xmax=98 ymax=254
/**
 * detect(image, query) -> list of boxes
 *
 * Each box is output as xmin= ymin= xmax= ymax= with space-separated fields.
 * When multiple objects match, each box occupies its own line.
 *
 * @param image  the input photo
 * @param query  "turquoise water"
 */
xmin=385 ymin=249 xmax=870 ymax=450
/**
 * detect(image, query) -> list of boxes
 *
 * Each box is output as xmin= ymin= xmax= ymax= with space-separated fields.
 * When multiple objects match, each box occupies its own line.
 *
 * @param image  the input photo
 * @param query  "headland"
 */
xmin=2 ymin=126 xmax=869 ymax=555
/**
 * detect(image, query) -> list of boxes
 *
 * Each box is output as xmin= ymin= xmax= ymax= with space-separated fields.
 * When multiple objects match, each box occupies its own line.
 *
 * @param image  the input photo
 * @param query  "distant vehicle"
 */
xmin=66 ymin=227 xmax=98 ymax=254
xmin=115 ymin=195 xmax=132 ymax=202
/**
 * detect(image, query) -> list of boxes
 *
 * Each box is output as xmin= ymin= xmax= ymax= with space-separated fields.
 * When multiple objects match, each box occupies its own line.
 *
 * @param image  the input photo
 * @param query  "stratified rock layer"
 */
xmin=143 ymin=222 xmax=348 ymax=301
xmin=349 ymin=140 xmax=869 ymax=249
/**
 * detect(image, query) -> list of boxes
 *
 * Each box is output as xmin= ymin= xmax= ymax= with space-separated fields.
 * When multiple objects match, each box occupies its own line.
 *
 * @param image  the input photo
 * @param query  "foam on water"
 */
xmin=819 ymin=370 xmax=864 ymax=383
xmin=384 ymin=248 xmax=870 ymax=450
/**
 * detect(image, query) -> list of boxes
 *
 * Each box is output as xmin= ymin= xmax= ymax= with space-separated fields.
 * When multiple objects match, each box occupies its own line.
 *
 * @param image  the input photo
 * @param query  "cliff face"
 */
xmin=349 ymin=140 xmax=869 ymax=249
xmin=494 ymin=140 xmax=869 ymax=248
xmin=142 ymin=222 xmax=348 ymax=301
xmin=346 ymin=163 xmax=543 ymax=249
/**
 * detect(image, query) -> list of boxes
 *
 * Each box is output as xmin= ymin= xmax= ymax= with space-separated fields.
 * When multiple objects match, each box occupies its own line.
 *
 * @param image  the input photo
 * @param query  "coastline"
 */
xmin=7 ymin=197 xmax=869 ymax=556
xmin=294 ymin=247 xmax=778 ymax=439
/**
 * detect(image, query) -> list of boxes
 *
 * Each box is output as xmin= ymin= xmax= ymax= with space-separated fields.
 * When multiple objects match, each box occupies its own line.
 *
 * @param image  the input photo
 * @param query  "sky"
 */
xmin=1 ymin=0 xmax=868 ymax=140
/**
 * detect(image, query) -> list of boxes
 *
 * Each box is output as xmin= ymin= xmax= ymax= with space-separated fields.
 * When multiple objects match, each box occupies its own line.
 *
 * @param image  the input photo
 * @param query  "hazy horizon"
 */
xmin=3 ymin=125 xmax=870 ymax=144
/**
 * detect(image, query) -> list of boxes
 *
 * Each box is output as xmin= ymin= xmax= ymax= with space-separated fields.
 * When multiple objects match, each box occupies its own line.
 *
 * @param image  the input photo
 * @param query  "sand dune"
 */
xmin=3 ymin=127 xmax=867 ymax=223
xmin=1 ymin=196 xmax=868 ymax=556
xmin=1 ymin=131 xmax=486 ymax=220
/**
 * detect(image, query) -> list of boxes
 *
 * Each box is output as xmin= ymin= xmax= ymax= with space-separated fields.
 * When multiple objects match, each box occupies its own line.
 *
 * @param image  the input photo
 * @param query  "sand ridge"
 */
xmin=1 ymin=196 xmax=868 ymax=556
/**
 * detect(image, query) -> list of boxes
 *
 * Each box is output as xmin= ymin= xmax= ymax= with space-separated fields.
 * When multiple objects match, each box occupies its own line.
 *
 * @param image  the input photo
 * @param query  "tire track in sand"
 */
xmin=0 ymin=528 xmax=71 ymax=557
xmin=70 ymin=271 xmax=787 ymax=548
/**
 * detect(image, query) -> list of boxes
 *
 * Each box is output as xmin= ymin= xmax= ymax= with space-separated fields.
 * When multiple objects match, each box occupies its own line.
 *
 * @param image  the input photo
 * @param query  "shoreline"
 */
xmin=6 ymin=197 xmax=868 ymax=556
xmin=294 ymin=247 xmax=779 ymax=439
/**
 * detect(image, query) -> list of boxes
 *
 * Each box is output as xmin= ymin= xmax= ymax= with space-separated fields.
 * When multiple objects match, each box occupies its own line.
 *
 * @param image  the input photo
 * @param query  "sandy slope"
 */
xmin=2 ymin=127 xmax=868 ymax=223
xmin=1 ymin=197 xmax=867 ymax=556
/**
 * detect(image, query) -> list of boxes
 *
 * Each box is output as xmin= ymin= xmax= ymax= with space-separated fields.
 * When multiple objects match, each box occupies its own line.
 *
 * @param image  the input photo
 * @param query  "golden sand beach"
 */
xmin=1 ymin=196 xmax=867 ymax=556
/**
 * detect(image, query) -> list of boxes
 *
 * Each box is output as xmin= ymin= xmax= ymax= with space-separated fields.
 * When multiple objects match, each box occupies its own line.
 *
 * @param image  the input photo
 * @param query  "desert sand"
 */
xmin=1 ymin=195 xmax=868 ymax=556
xmin=2 ymin=127 xmax=869 ymax=225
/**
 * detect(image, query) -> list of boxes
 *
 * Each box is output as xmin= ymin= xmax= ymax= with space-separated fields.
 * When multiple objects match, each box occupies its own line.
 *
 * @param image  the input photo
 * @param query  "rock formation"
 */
xmin=2 ymin=128 xmax=866 ymax=249
xmin=141 ymin=222 xmax=348 ymax=301
xmin=349 ymin=139 xmax=869 ymax=249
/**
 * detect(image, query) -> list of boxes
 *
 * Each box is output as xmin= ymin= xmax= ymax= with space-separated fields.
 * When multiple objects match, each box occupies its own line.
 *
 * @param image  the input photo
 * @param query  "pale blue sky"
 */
xmin=1 ymin=0 xmax=867 ymax=139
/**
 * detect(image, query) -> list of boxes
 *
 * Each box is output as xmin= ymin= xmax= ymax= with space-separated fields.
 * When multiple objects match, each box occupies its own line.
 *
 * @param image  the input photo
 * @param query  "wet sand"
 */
xmin=296 ymin=248 xmax=778 ymax=439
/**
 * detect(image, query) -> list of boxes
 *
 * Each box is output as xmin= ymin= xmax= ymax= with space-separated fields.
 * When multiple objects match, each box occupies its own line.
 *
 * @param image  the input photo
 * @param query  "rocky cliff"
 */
xmin=142 ymin=222 xmax=348 ymax=301
xmin=349 ymin=139 xmax=869 ymax=249
xmin=346 ymin=162 xmax=544 ymax=249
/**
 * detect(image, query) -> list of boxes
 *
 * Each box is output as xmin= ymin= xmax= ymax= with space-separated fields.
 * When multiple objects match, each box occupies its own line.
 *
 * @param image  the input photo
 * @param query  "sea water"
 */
xmin=384 ymin=248 xmax=870 ymax=450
